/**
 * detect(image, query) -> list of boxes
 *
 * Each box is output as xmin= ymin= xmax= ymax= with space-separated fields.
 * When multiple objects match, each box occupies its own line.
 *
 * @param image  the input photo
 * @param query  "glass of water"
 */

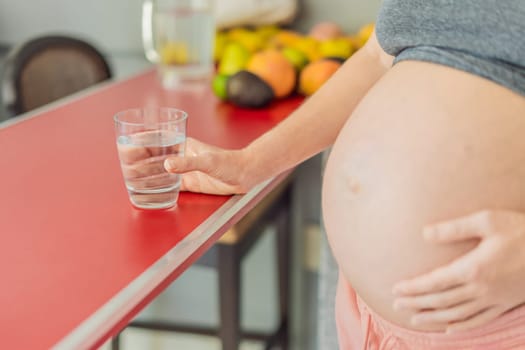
xmin=142 ymin=0 xmax=215 ymax=88
xmin=114 ymin=108 xmax=188 ymax=210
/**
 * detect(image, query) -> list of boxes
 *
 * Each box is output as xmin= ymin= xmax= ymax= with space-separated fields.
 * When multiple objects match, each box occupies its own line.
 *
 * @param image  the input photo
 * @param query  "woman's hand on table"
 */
xmin=164 ymin=138 xmax=253 ymax=195
xmin=392 ymin=210 xmax=525 ymax=333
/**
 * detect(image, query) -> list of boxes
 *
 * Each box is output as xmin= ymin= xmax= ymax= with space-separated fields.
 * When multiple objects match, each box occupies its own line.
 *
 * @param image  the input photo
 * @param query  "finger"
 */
xmin=447 ymin=306 xmax=504 ymax=333
xmin=393 ymin=265 xmax=465 ymax=296
xmin=393 ymin=284 xmax=476 ymax=310
xmin=180 ymin=172 xmax=243 ymax=195
xmin=185 ymin=137 xmax=220 ymax=153
xmin=117 ymin=144 xmax=152 ymax=164
xmin=126 ymin=173 xmax=177 ymax=191
xmin=121 ymin=155 xmax=168 ymax=179
xmin=164 ymin=153 xmax=214 ymax=174
xmin=423 ymin=211 xmax=494 ymax=243
xmin=411 ymin=299 xmax=486 ymax=327
xmin=179 ymin=175 xmax=197 ymax=192
xmin=118 ymin=130 xmax=178 ymax=163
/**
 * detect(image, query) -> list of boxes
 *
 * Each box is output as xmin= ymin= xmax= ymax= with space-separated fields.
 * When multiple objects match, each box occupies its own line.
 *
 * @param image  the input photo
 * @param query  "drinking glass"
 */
xmin=114 ymin=108 xmax=187 ymax=209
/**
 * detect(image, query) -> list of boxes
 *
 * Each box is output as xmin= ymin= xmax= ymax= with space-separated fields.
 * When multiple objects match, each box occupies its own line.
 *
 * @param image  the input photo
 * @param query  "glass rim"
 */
xmin=113 ymin=107 xmax=188 ymax=127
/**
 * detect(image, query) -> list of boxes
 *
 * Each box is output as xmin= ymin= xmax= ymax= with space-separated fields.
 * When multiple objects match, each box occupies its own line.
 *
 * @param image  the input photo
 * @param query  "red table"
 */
xmin=0 ymin=70 xmax=302 ymax=349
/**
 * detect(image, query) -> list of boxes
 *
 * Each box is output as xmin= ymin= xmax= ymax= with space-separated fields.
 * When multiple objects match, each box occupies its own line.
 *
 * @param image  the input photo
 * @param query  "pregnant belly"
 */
xmin=322 ymin=61 xmax=525 ymax=331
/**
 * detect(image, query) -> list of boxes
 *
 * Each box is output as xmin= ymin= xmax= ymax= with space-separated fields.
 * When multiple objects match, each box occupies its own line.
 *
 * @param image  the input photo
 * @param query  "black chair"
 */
xmin=1 ymin=35 xmax=112 ymax=118
xmin=112 ymin=178 xmax=293 ymax=350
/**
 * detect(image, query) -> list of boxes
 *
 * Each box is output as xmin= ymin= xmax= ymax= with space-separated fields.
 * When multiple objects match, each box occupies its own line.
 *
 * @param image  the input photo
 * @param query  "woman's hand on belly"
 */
xmin=392 ymin=210 xmax=525 ymax=333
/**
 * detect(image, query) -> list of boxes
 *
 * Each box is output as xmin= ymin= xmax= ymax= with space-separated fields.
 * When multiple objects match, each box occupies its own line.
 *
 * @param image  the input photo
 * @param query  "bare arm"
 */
xmin=241 ymin=32 xmax=393 ymax=186
xmin=164 ymin=33 xmax=393 ymax=194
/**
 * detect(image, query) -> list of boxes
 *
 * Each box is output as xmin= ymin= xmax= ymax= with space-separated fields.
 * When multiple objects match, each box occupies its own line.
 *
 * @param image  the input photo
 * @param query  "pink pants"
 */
xmin=336 ymin=274 xmax=525 ymax=350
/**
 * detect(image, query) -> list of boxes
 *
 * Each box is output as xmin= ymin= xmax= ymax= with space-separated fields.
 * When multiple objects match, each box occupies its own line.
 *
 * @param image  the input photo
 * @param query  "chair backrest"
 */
xmin=1 ymin=35 xmax=112 ymax=118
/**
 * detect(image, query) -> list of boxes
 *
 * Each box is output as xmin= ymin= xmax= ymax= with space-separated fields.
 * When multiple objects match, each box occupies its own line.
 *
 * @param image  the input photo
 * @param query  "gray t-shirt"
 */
xmin=375 ymin=0 xmax=525 ymax=96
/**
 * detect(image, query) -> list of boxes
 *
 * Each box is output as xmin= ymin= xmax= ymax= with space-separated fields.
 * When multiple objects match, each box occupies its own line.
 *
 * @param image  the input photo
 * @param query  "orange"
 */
xmin=299 ymin=59 xmax=342 ymax=96
xmin=246 ymin=49 xmax=296 ymax=98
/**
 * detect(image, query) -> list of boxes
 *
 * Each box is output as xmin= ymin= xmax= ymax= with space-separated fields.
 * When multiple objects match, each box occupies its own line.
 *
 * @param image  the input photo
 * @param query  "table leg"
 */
xmin=218 ymin=243 xmax=241 ymax=350
xmin=276 ymin=203 xmax=291 ymax=349
xmin=110 ymin=333 xmax=121 ymax=350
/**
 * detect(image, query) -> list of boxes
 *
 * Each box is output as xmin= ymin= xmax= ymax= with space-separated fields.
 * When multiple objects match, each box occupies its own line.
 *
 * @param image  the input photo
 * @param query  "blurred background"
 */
xmin=0 ymin=0 xmax=381 ymax=349
xmin=0 ymin=0 xmax=381 ymax=78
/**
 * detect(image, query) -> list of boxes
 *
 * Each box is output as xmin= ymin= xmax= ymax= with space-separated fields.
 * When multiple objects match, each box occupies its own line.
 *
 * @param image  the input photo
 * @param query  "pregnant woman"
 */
xmin=164 ymin=1 xmax=525 ymax=348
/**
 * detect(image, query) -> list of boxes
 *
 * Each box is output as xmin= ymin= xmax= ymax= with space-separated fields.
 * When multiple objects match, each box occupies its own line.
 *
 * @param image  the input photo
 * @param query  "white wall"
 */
xmin=0 ymin=0 xmax=144 ymax=53
xmin=294 ymin=0 xmax=382 ymax=33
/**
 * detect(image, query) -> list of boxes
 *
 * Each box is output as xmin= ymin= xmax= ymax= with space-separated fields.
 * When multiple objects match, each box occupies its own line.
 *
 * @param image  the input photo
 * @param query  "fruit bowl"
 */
xmin=212 ymin=23 xmax=374 ymax=108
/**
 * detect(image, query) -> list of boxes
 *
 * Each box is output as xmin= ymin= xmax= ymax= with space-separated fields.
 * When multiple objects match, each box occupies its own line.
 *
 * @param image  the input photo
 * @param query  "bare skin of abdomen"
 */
xmin=322 ymin=61 xmax=525 ymax=331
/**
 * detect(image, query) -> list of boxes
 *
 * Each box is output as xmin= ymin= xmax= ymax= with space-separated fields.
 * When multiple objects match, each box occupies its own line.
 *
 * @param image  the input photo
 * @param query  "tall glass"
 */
xmin=114 ymin=108 xmax=187 ymax=210
xmin=142 ymin=0 xmax=215 ymax=88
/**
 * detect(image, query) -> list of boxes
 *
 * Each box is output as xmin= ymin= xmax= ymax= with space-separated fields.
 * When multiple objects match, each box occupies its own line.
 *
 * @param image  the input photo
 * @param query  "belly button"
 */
xmin=347 ymin=176 xmax=362 ymax=194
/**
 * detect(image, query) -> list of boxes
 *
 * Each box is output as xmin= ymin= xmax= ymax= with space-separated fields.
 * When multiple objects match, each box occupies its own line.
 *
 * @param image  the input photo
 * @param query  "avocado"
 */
xmin=226 ymin=70 xmax=275 ymax=108
xmin=324 ymin=56 xmax=347 ymax=64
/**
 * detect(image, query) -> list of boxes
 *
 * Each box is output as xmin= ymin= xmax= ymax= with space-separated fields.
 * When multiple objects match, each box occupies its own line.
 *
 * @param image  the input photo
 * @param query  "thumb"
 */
xmin=423 ymin=212 xmax=488 ymax=243
xmin=164 ymin=153 xmax=213 ymax=174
